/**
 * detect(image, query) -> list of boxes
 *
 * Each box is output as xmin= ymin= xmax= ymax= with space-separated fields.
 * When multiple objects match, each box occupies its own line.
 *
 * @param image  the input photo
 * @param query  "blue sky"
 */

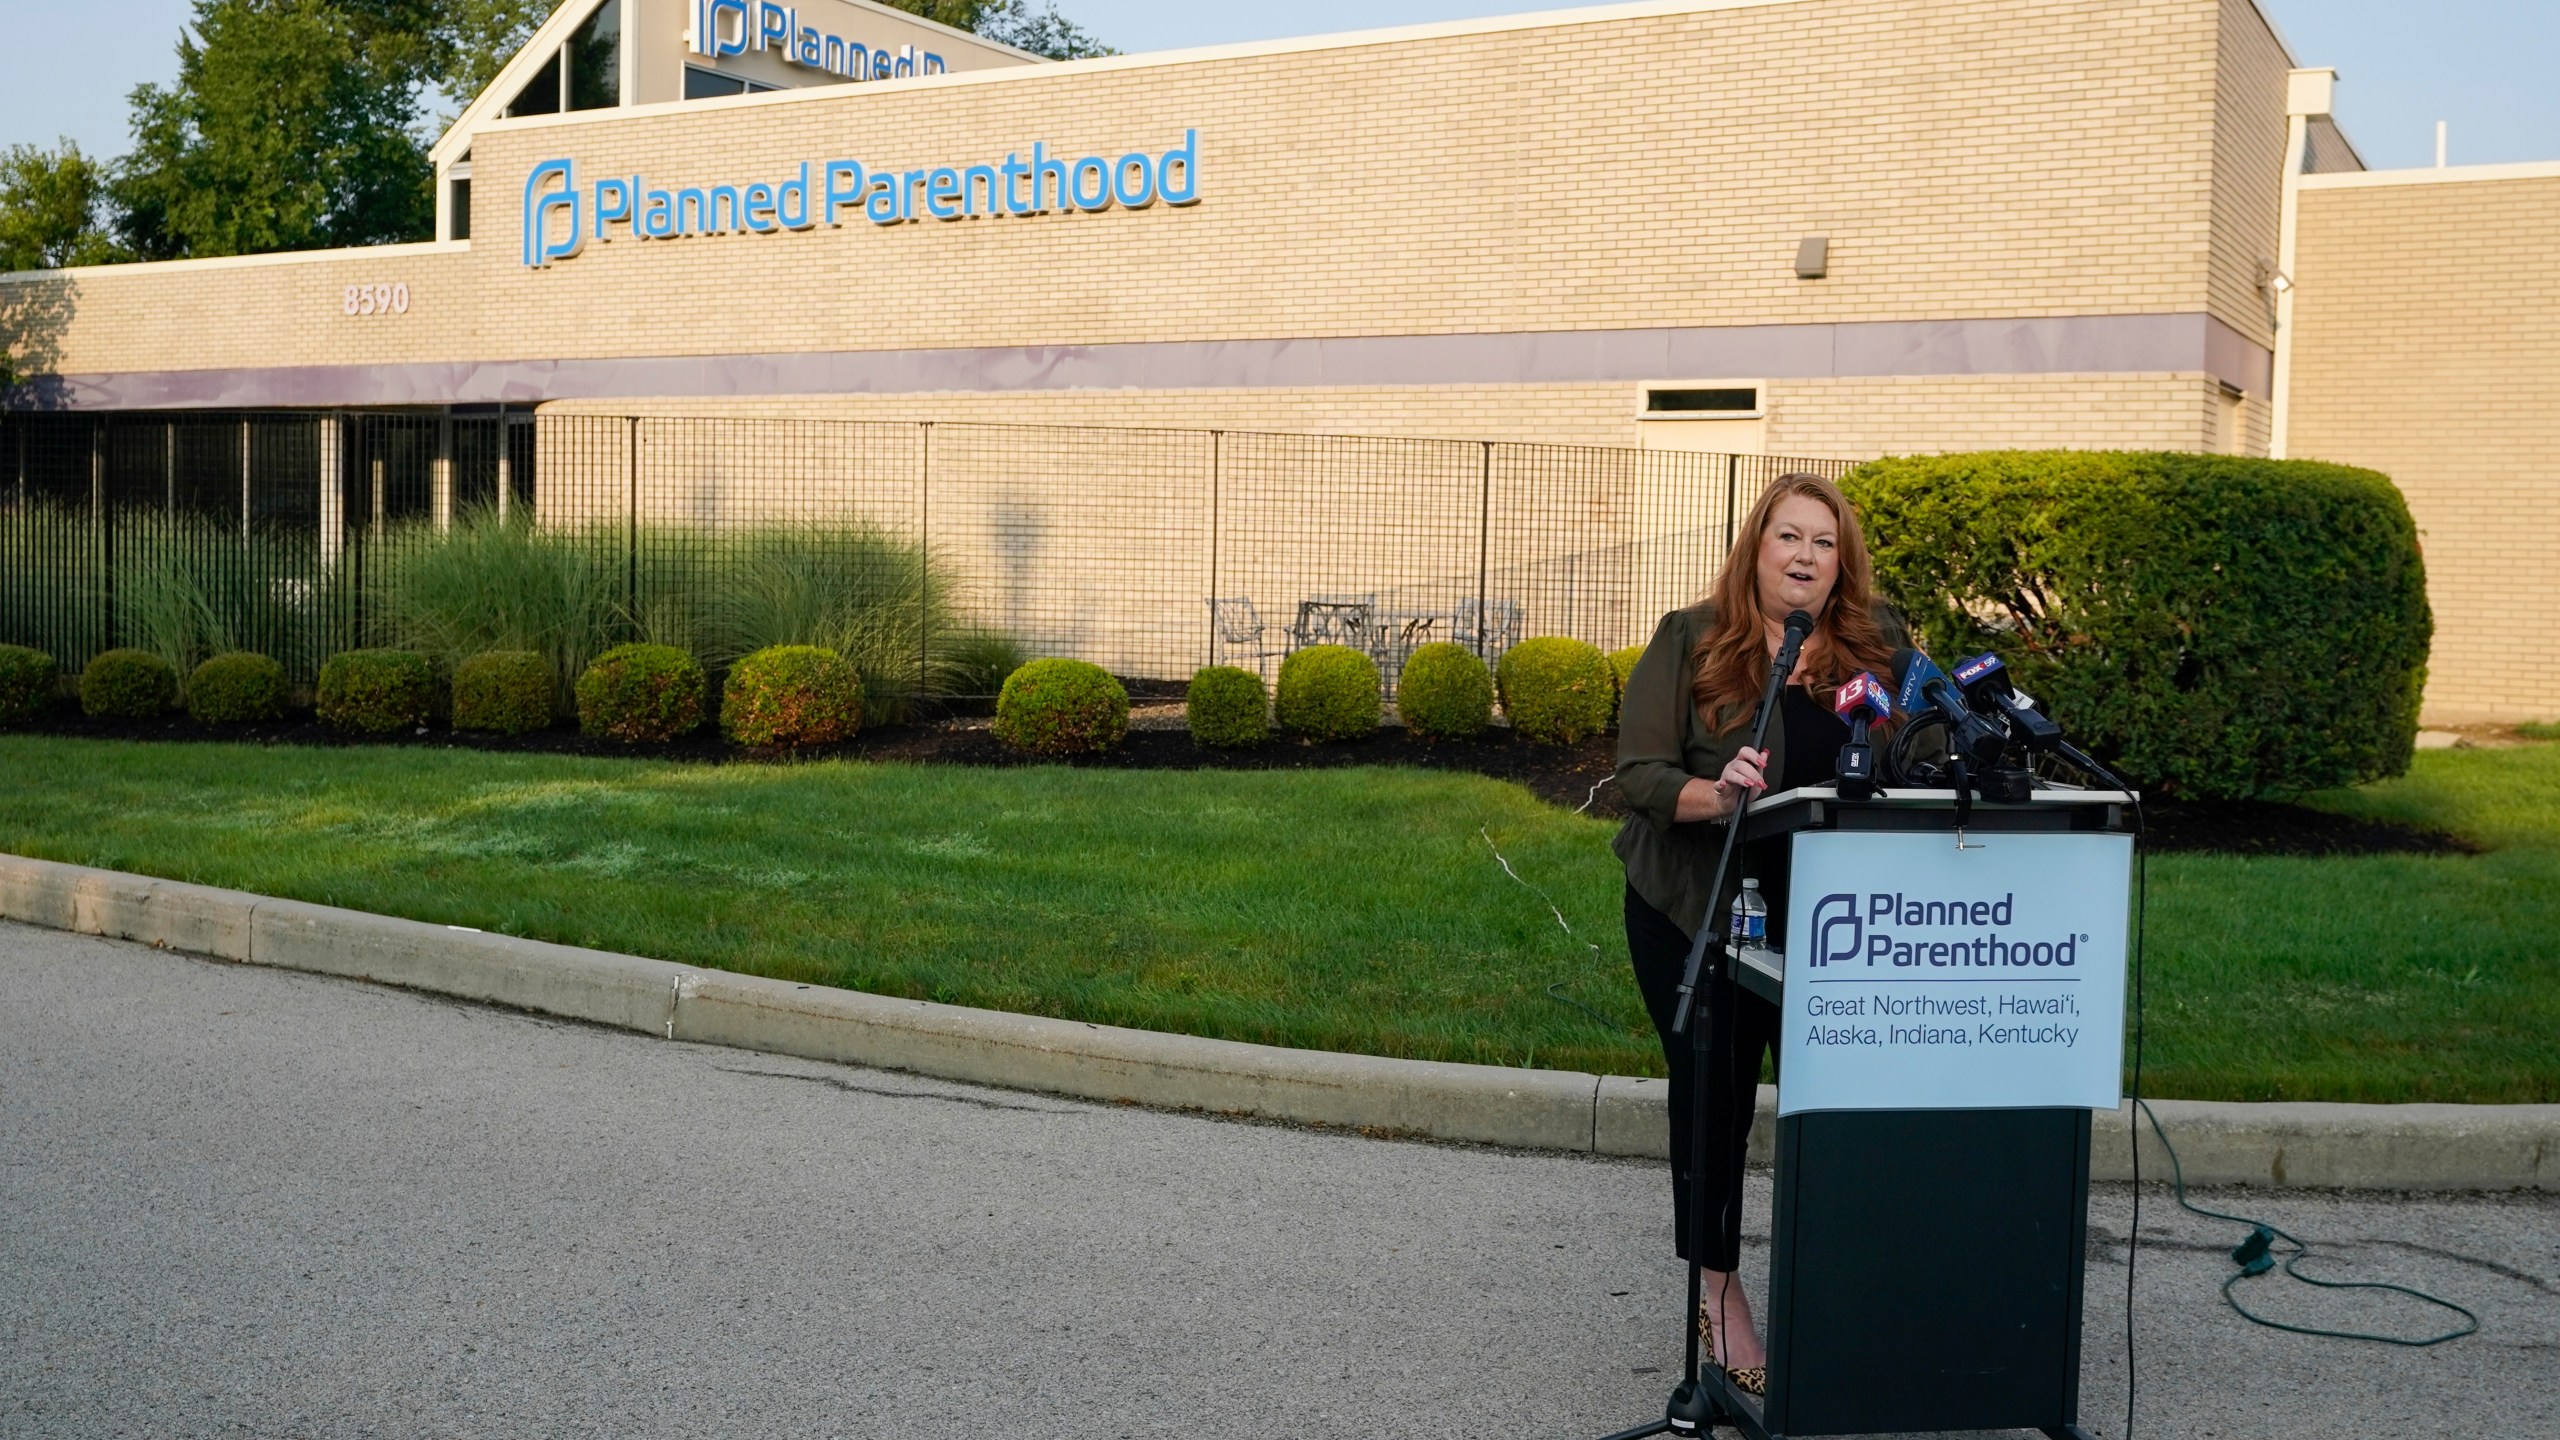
xmin=4 ymin=0 xmax=2553 ymax=171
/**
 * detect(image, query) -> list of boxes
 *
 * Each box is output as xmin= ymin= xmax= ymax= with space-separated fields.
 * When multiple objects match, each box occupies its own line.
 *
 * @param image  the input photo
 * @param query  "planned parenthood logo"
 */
xmin=1807 ymin=891 xmax=2090 ymax=970
xmin=521 ymin=132 xmax=1200 ymax=268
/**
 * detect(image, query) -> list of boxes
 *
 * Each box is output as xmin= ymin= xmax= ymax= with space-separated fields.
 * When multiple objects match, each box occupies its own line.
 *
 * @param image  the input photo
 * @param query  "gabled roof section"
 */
xmin=431 ymin=0 xmax=612 ymax=167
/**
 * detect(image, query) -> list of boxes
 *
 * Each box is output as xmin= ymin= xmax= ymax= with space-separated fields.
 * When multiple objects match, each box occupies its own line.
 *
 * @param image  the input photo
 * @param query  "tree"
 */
xmin=0 ymin=142 xmax=124 ymax=272
xmin=111 ymin=0 xmax=435 ymax=260
xmin=972 ymin=0 xmax=1115 ymax=60
xmin=878 ymin=0 xmax=1116 ymax=61
xmin=422 ymin=0 xmax=561 ymax=116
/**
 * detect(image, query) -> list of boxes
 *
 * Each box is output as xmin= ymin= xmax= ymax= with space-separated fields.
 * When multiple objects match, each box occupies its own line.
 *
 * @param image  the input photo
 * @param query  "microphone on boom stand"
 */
xmin=1830 ymin=671 xmax=1892 ymax=801
xmin=1670 ymin=608 xmax=1813 ymax=1039
xmin=1954 ymin=651 xmax=2131 ymax=791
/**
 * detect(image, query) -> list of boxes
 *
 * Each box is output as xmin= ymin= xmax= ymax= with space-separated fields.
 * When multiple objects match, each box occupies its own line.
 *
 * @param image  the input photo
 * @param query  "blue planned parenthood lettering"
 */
xmin=691 ymin=0 xmax=945 ymax=82
xmin=1808 ymin=889 xmax=2092 ymax=970
xmin=522 ymin=132 xmax=1200 ymax=268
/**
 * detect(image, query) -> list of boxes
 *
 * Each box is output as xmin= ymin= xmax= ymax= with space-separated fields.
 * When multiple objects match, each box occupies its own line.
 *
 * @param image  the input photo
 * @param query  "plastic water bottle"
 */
xmin=1729 ymin=878 xmax=1768 ymax=951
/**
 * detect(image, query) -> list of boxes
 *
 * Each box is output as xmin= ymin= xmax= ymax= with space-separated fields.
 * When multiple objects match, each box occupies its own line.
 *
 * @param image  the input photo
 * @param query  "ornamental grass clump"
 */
xmin=79 ymin=648 xmax=179 ymax=719
xmin=316 ymin=649 xmax=439 ymax=734
xmin=185 ymin=652 xmax=286 ymax=724
xmin=575 ymin=643 xmax=706 ymax=744
xmin=1495 ymin=637 xmax=1616 ymax=744
xmin=0 ymin=644 xmax=58 ymax=726
xmin=1186 ymin=665 xmax=1269 ymax=749
xmin=992 ymin=658 xmax=1129 ymax=755
xmin=722 ymin=645 xmax=864 ymax=748
xmin=364 ymin=508 xmax=622 ymax=716
xmin=1395 ymin=643 xmax=1493 ymax=741
xmin=452 ymin=651 xmax=556 ymax=735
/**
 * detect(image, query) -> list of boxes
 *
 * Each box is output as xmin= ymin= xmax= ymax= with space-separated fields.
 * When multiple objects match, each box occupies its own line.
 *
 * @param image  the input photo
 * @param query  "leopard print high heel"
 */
xmin=1697 ymin=1295 xmax=1768 ymax=1397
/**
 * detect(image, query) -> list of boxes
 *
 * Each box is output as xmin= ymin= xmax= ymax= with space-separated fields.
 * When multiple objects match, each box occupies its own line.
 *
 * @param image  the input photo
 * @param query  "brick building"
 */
xmin=3 ymin=0 xmax=2552 ymax=719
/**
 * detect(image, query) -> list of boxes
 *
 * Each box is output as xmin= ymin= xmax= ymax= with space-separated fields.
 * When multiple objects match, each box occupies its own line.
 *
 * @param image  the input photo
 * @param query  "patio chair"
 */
xmin=1452 ymin=597 xmax=1524 ymax=662
xmin=1290 ymin=594 xmax=1377 ymax=650
xmin=1207 ymin=596 xmax=1289 ymax=679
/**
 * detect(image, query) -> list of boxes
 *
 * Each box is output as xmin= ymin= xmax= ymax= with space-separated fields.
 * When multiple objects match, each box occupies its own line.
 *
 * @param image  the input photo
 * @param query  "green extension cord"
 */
xmin=2136 ymin=1099 xmax=2481 ymax=1346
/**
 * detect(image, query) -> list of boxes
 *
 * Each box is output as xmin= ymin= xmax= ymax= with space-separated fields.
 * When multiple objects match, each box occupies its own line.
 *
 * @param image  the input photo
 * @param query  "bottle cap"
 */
xmin=1741 ymin=878 xmax=1760 ymax=889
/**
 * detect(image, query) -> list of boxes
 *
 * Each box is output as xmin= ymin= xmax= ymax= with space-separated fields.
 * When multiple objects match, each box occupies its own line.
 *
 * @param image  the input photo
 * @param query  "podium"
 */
xmin=1705 ymin=785 xmax=2136 ymax=1440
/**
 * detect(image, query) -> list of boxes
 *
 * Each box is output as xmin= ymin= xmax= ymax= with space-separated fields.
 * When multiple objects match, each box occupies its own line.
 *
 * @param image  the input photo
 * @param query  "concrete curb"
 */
xmin=4 ymin=852 xmax=2552 ymax=1191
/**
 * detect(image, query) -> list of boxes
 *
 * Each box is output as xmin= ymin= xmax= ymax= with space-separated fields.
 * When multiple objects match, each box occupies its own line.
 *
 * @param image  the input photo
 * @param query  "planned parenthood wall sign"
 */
xmin=1777 ymin=830 xmax=2134 ymax=1116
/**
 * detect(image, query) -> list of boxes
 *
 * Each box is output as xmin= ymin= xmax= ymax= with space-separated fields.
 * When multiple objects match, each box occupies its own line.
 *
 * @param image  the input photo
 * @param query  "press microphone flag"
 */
xmin=1956 ymin=652 xmax=2064 ymax=750
xmin=1832 ymin=670 xmax=1890 ymax=800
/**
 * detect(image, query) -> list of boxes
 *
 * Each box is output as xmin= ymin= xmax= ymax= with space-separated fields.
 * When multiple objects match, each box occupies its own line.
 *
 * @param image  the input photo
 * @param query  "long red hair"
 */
xmin=1689 ymin=473 xmax=1899 ymax=732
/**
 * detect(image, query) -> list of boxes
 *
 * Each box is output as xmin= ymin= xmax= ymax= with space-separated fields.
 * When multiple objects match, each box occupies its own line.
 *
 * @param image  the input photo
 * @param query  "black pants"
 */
xmin=1624 ymin=883 xmax=1779 ymax=1270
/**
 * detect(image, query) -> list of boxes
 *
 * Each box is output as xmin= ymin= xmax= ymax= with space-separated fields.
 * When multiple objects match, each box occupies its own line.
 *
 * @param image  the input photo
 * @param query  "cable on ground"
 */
xmin=1477 ymin=825 xmax=1632 ymax=1035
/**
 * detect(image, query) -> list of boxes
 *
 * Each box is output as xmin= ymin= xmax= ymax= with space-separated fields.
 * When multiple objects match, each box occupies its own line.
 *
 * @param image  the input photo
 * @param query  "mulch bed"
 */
xmin=15 ymin=705 xmax=2471 ymax=857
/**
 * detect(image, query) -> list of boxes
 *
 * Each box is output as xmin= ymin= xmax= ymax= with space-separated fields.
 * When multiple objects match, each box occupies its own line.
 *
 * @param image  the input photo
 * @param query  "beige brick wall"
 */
xmin=540 ymin=371 xmax=2238 ymax=458
xmin=2207 ymin=0 xmax=2289 ymax=356
xmin=15 ymin=0 xmax=2270 ymax=383
xmin=2288 ymin=173 xmax=2560 ymax=724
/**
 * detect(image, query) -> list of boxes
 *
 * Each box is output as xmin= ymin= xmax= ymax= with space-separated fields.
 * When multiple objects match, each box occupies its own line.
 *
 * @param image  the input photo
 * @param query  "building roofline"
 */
xmin=0 ymin=240 xmax=469 ymax=287
xmin=429 ymin=0 xmax=1044 ymax=167
xmin=464 ymin=0 xmax=1810 ymax=144
xmin=2298 ymin=159 xmax=2560 ymax=191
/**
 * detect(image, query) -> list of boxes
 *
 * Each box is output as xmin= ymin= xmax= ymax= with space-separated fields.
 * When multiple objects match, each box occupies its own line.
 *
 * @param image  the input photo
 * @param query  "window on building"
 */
xmin=1645 ymin=387 xmax=1760 ymax=414
xmin=567 ymin=0 xmax=620 ymax=111
xmin=683 ymin=66 xmax=782 ymax=99
xmin=2217 ymin=385 xmax=2247 ymax=455
xmin=449 ymin=177 xmax=471 ymax=240
xmin=506 ymin=49 xmax=561 ymax=116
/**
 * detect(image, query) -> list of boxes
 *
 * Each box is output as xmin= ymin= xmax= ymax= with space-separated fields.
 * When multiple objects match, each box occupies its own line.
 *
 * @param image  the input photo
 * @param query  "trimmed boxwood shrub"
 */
xmin=1842 ymin=451 xmax=2431 ymax=799
xmin=575 ymin=643 xmax=706 ymax=744
xmin=317 ymin=649 xmax=438 ymax=733
xmin=992 ymin=657 xmax=1129 ymax=755
xmin=0 ymin=644 xmax=58 ymax=726
xmin=80 ymin=648 xmax=179 ymax=719
xmin=723 ymin=644 xmax=864 ymax=748
xmin=1396 ymin=643 xmax=1493 ymax=740
xmin=1275 ymin=644 xmax=1380 ymax=741
xmin=1496 ymin=637 xmax=1615 ymax=744
xmin=1606 ymin=643 xmax=1646 ymax=724
xmin=452 ymin=651 xmax=556 ymax=735
xmin=1186 ymin=665 xmax=1269 ymax=748
xmin=186 ymin=652 xmax=285 ymax=724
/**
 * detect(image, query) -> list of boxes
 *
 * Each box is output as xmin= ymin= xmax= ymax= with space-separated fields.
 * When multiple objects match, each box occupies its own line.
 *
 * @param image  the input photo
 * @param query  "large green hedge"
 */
xmin=1840 ymin=451 xmax=2431 ymax=799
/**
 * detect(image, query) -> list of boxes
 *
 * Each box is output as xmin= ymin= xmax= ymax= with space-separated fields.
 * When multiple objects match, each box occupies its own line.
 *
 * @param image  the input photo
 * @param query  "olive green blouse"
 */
xmin=1612 ymin=601 xmax=1910 ymax=936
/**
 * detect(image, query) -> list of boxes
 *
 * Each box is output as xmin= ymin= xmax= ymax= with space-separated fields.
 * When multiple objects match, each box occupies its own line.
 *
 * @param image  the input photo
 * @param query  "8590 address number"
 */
xmin=342 ymin=283 xmax=411 ymax=316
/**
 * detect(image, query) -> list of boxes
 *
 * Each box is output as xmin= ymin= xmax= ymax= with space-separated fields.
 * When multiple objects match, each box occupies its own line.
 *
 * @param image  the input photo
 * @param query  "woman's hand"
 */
xmin=1673 ymin=747 xmax=1770 ymax=822
xmin=1717 ymin=748 xmax=1772 ymax=813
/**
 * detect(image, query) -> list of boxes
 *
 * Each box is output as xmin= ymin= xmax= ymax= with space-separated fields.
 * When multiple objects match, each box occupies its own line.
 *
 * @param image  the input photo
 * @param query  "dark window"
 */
xmin=1646 ymin=387 xmax=1759 ymax=413
xmin=449 ymin=178 xmax=471 ymax=240
xmin=684 ymin=66 xmax=746 ymax=99
xmin=567 ymin=0 xmax=620 ymax=110
xmin=507 ymin=49 xmax=560 ymax=115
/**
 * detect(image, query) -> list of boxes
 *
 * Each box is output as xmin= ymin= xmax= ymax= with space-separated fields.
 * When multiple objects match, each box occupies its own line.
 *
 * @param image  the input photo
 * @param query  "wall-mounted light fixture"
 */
xmin=1794 ymin=237 xmax=1829 ymax=280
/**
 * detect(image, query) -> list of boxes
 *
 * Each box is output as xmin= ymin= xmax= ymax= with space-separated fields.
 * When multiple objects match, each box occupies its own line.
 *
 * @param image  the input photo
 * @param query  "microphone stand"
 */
xmin=1596 ymin=614 xmax=1808 ymax=1440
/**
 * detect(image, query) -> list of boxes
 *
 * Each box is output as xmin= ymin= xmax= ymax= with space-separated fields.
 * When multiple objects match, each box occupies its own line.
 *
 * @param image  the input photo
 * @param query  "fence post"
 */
xmin=1207 ymin=429 xmax=1222 ymax=668
xmin=1475 ymin=441 xmax=1491 ymax=660
xmin=918 ymin=420 xmax=932 ymax=699
xmin=625 ymin=415 xmax=639 ymax=632
xmin=1722 ymin=452 xmax=1740 ymax=559
xmin=93 ymin=417 xmax=111 ymax=652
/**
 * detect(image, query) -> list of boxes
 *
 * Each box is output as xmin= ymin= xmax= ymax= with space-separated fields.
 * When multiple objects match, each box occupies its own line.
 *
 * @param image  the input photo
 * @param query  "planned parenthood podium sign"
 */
xmin=1776 ymin=830 xmax=2133 ymax=1116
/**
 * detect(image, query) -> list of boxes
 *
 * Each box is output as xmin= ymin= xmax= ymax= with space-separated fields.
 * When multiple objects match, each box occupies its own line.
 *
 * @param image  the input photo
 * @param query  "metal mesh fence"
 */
xmin=1 ymin=409 xmax=1854 ymax=703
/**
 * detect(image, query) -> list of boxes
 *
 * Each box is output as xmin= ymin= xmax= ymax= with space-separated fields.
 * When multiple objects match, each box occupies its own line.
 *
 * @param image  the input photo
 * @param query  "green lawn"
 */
xmin=0 ymin=734 xmax=2552 ymax=1102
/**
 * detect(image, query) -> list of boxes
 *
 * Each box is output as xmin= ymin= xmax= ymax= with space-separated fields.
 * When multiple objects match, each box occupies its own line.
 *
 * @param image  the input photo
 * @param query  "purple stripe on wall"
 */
xmin=26 ymin=313 xmax=2273 ymax=412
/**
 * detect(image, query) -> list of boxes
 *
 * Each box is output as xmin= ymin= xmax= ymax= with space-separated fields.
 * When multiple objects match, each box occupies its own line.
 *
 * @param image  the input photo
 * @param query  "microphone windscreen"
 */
xmin=1783 ymin=609 xmax=1817 ymax=639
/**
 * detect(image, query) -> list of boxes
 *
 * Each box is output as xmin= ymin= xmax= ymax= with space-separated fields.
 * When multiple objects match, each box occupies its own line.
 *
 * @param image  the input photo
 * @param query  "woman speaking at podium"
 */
xmin=1612 ymin=473 xmax=1907 ymax=1395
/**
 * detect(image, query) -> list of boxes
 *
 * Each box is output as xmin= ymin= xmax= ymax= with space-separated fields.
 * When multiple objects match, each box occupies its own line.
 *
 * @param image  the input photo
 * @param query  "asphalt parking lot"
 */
xmin=5 ymin=922 xmax=2554 ymax=1439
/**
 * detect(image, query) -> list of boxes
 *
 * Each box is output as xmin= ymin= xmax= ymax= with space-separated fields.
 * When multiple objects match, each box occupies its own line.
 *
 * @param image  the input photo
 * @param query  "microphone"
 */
xmin=1671 ymin=607 xmax=1819 ymax=1037
xmin=1896 ymin=649 xmax=2006 ymax=771
xmin=1831 ymin=671 xmax=1891 ymax=800
xmin=1953 ymin=652 xmax=2063 ymax=751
